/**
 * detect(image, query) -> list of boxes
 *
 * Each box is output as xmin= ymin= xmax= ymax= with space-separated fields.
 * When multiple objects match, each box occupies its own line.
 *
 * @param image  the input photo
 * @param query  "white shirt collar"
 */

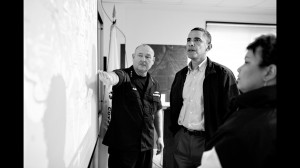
xmin=188 ymin=58 xmax=207 ymax=73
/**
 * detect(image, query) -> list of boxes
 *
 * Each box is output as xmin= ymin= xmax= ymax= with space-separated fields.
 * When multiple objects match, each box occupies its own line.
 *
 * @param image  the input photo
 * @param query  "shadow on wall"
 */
xmin=43 ymin=75 xmax=67 ymax=168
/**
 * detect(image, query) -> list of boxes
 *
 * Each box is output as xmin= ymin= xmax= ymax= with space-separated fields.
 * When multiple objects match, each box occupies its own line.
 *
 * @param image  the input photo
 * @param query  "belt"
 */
xmin=182 ymin=126 xmax=205 ymax=136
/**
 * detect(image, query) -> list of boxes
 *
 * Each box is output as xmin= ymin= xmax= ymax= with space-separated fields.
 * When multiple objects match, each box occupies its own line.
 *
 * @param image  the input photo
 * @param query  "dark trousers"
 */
xmin=108 ymin=148 xmax=153 ymax=168
xmin=173 ymin=127 xmax=206 ymax=168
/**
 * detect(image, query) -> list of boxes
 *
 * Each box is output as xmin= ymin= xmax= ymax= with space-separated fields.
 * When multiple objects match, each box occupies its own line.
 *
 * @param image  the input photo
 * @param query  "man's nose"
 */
xmin=188 ymin=41 xmax=194 ymax=46
xmin=141 ymin=56 xmax=146 ymax=61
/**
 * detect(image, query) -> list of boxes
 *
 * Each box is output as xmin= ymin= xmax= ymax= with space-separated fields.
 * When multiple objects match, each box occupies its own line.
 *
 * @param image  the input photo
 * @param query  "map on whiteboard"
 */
xmin=24 ymin=0 xmax=97 ymax=167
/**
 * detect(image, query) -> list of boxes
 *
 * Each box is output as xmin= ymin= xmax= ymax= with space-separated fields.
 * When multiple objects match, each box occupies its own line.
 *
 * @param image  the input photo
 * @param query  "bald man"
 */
xmin=99 ymin=44 xmax=164 ymax=168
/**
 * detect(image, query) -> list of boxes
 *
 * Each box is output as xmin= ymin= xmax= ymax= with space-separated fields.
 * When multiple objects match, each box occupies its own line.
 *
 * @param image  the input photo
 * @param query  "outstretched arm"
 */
xmin=97 ymin=70 xmax=119 ymax=86
xmin=154 ymin=108 xmax=164 ymax=155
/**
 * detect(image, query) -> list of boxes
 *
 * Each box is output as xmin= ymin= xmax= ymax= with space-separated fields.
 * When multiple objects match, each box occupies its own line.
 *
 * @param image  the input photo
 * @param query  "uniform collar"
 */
xmin=129 ymin=65 xmax=155 ymax=91
xmin=130 ymin=66 xmax=148 ymax=78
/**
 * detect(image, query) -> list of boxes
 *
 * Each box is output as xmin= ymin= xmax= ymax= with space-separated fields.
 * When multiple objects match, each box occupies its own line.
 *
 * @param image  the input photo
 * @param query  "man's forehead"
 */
xmin=188 ymin=30 xmax=205 ymax=38
xmin=135 ymin=46 xmax=154 ymax=55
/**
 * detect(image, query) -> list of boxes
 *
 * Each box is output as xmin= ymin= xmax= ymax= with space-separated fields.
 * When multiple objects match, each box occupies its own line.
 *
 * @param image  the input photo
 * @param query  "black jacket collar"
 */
xmin=235 ymin=85 xmax=277 ymax=109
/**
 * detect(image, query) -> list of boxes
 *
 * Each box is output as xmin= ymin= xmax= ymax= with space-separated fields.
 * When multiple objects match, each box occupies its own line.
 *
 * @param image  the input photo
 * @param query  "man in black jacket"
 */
xmin=169 ymin=27 xmax=239 ymax=168
xmin=99 ymin=44 xmax=164 ymax=168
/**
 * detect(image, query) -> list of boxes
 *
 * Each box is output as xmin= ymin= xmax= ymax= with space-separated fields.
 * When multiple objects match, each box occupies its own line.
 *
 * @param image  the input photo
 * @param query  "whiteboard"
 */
xmin=24 ymin=0 xmax=98 ymax=167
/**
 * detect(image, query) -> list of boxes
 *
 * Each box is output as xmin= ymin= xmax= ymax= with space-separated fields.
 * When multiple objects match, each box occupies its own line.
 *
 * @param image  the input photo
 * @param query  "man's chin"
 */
xmin=187 ymin=54 xmax=196 ymax=59
xmin=137 ymin=67 xmax=148 ymax=73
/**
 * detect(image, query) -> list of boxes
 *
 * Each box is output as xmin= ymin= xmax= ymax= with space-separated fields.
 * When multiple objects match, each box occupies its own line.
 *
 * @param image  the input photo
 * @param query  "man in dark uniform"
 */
xmin=98 ymin=44 xmax=164 ymax=168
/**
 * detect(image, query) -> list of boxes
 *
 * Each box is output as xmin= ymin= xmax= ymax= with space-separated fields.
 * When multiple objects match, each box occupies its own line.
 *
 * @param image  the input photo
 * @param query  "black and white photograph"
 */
xmin=24 ymin=0 xmax=277 ymax=168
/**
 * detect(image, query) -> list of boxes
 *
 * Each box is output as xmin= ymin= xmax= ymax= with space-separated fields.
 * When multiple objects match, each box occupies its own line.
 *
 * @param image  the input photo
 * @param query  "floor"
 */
xmin=152 ymin=149 xmax=163 ymax=168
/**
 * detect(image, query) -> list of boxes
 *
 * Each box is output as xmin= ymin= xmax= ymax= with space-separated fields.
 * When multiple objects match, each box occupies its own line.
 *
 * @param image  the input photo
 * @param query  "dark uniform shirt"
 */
xmin=102 ymin=66 xmax=162 ymax=152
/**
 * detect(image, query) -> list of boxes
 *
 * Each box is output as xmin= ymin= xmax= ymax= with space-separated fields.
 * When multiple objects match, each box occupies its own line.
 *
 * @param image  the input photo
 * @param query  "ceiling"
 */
xmin=101 ymin=0 xmax=276 ymax=14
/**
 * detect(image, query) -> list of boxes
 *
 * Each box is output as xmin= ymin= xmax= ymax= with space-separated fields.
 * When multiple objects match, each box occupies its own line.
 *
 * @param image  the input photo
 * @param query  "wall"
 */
xmin=99 ymin=3 xmax=276 ymax=67
xmin=24 ymin=0 xmax=98 ymax=167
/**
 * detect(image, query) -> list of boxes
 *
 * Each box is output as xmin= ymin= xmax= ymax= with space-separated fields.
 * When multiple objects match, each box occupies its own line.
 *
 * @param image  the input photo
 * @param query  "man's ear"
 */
xmin=206 ymin=43 xmax=212 ymax=51
xmin=132 ymin=53 xmax=135 ymax=59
